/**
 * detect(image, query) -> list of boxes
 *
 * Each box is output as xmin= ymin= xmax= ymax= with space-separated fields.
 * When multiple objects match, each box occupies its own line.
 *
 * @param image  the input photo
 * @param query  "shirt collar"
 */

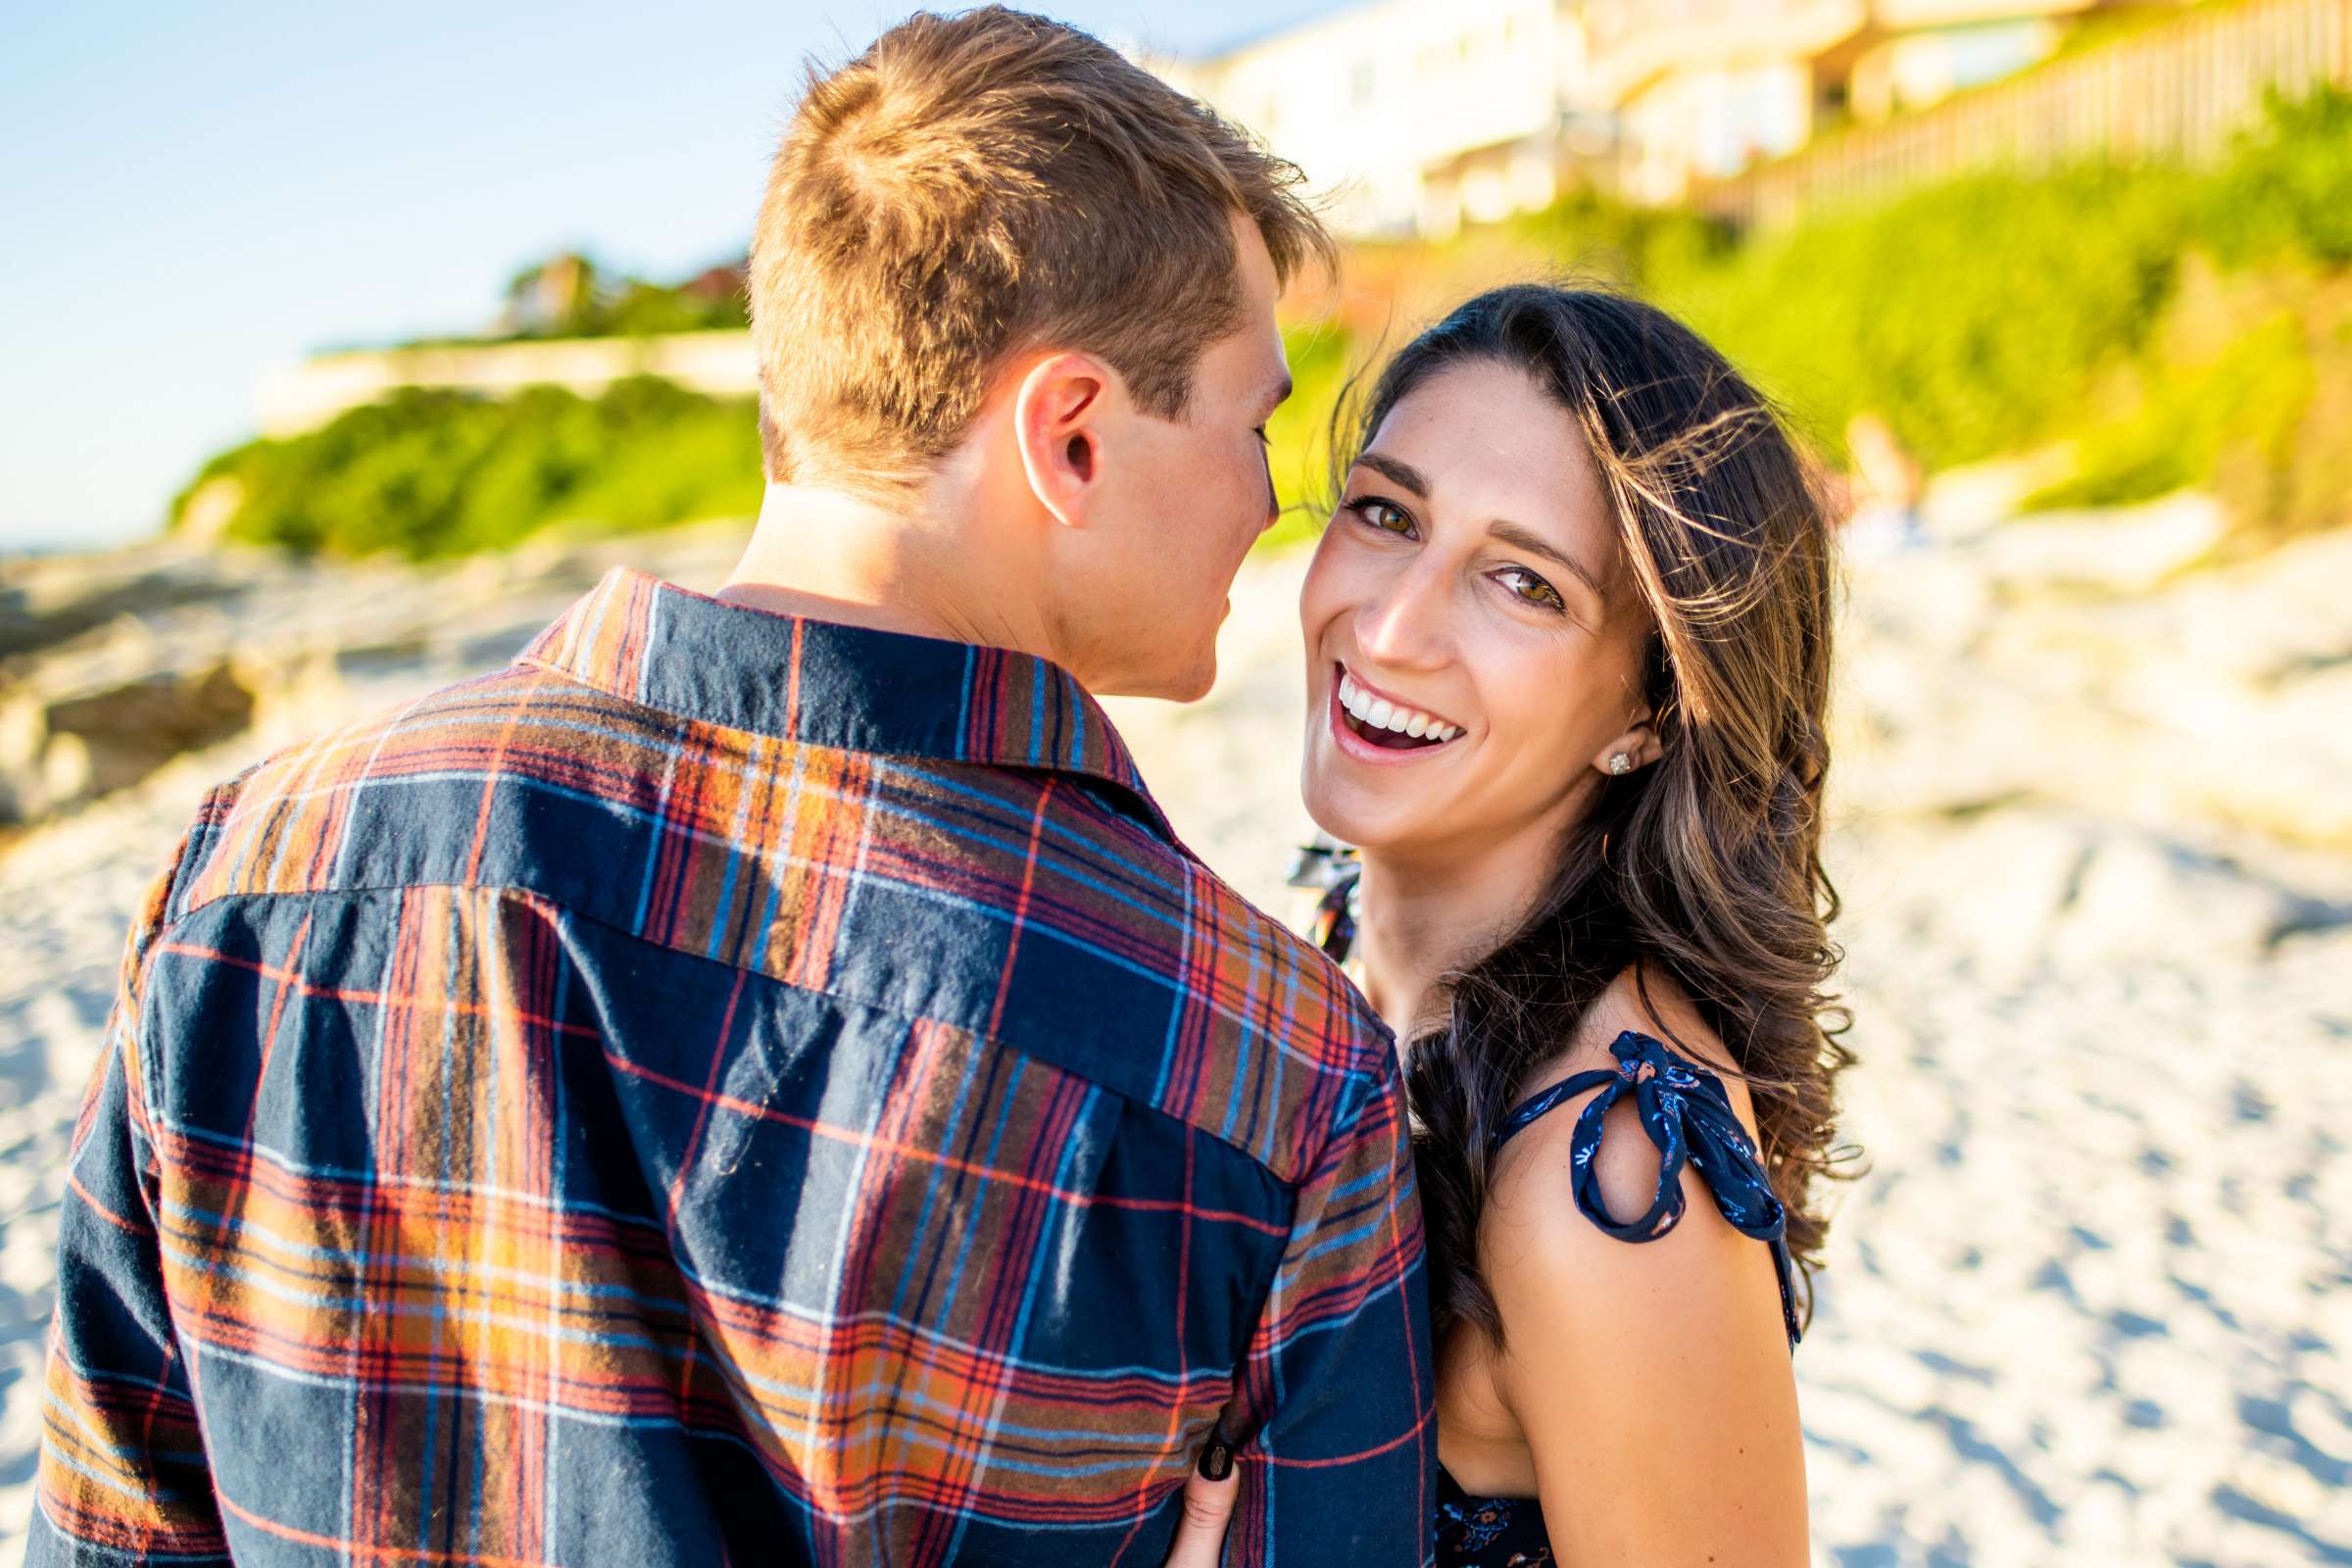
xmin=517 ymin=566 xmax=1169 ymax=838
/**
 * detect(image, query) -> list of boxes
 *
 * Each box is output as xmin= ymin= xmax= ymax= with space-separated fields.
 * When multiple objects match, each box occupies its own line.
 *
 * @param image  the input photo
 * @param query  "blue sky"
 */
xmin=0 ymin=1 xmax=1341 ymax=552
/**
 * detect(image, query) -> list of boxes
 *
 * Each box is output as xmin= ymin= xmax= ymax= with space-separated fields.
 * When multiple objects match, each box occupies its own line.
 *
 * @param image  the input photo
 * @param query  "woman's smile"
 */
xmin=1329 ymin=662 xmax=1466 ymax=763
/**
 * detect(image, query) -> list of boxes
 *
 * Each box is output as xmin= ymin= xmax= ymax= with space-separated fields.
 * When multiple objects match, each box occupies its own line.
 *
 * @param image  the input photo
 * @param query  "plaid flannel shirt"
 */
xmin=31 ymin=566 xmax=1434 ymax=1566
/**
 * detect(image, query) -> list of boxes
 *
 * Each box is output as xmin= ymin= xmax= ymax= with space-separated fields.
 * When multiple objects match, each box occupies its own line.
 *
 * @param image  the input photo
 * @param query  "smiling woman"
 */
xmin=1293 ymin=283 xmax=1849 ymax=1567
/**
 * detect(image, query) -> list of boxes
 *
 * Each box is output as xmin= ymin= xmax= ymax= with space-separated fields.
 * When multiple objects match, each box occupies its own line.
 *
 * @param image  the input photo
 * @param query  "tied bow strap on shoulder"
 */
xmin=1278 ymin=833 xmax=1808 ymax=1348
xmin=1493 ymin=1029 xmax=1803 ymax=1346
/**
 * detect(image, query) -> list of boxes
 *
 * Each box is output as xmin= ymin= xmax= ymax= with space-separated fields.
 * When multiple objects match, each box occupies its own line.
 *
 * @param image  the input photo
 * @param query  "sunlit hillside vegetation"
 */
xmin=1273 ymin=87 xmax=2352 ymax=551
xmin=177 ymin=88 xmax=2352 ymax=561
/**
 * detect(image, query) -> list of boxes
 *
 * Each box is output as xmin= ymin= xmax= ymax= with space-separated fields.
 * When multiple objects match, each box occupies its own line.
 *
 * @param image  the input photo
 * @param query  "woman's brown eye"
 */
xmin=1499 ymin=567 xmax=1565 ymax=611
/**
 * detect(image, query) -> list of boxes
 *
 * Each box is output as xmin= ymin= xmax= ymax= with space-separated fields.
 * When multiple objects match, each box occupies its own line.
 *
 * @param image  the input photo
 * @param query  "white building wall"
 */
xmin=1155 ymin=0 xmax=2124 ymax=232
xmin=1618 ymin=57 xmax=1816 ymax=203
xmin=1158 ymin=0 xmax=1570 ymax=236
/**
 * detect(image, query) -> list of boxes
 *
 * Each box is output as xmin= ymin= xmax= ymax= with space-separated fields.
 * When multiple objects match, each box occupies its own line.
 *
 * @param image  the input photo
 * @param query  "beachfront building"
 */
xmin=1153 ymin=0 xmax=1583 ymax=236
xmin=1155 ymin=0 xmax=2167 ymax=233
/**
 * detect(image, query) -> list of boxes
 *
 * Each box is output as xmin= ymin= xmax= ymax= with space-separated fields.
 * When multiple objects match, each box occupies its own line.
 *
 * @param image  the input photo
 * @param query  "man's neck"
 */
xmin=717 ymin=479 xmax=1049 ymax=658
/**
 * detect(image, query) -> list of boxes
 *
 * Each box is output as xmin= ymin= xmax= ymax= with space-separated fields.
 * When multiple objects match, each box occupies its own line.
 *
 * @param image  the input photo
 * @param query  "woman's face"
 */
xmin=1298 ymin=357 xmax=1656 ymax=860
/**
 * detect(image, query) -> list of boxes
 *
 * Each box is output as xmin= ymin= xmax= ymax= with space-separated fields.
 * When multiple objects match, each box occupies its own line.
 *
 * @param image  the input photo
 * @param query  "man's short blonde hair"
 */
xmin=751 ymin=7 xmax=1333 ymax=492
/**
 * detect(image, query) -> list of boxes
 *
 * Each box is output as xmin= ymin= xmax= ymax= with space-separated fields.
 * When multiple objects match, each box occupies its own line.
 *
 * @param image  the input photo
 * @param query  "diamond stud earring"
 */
xmin=1607 ymin=753 xmax=1634 ymax=775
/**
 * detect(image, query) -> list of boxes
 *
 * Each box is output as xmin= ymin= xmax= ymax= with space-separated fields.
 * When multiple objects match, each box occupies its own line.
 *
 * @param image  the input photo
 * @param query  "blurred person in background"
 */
xmin=1842 ymin=410 xmax=1928 ymax=558
xmin=1169 ymin=284 xmax=1846 ymax=1566
xmin=27 ymin=10 xmax=1435 ymax=1565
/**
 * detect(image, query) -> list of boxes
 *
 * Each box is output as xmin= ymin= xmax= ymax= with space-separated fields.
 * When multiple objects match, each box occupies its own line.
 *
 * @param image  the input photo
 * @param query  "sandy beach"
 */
xmin=1 ymin=496 xmax=2346 ymax=1564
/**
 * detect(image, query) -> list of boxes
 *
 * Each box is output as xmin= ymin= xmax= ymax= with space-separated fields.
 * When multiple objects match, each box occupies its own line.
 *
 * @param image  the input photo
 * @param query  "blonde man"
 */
xmin=30 ymin=10 xmax=1433 ymax=1567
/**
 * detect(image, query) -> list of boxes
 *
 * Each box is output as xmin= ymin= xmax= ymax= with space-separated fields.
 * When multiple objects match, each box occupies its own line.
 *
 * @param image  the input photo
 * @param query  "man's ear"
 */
xmin=1011 ymin=352 xmax=1110 ymax=529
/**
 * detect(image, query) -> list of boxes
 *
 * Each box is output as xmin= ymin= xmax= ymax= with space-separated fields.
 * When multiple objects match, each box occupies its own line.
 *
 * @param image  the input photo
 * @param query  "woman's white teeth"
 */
xmin=1337 ymin=670 xmax=1459 ymax=743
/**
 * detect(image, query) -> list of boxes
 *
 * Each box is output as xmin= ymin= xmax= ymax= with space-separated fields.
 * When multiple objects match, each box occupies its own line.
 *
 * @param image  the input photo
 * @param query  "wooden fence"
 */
xmin=1700 ymin=0 xmax=2352 ymax=227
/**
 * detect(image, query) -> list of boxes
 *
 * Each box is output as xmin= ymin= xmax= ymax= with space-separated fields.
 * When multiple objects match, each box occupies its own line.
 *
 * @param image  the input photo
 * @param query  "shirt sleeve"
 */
xmin=1223 ymin=1059 xmax=1436 ymax=1566
xmin=25 ymin=829 xmax=232 ymax=1566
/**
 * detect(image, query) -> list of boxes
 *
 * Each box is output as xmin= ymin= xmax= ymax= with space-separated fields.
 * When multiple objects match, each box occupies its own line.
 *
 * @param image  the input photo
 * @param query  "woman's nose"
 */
xmin=1353 ymin=562 xmax=1449 ymax=670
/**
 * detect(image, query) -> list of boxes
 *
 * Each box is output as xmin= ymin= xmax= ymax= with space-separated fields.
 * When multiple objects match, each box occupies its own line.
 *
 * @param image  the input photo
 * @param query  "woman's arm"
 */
xmin=1481 ymin=1036 xmax=1809 ymax=1564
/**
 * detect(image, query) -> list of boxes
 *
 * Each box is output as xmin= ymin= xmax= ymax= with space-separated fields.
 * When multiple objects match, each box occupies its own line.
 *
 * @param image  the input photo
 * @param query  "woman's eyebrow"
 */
xmin=1488 ymin=518 xmax=1606 ymax=602
xmin=1352 ymin=450 xmax=1430 ymax=497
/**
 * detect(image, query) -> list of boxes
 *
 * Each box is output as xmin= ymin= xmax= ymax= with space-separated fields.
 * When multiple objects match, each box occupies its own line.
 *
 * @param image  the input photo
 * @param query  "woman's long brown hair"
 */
xmin=1344 ymin=285 xmax=1856 ymax=1344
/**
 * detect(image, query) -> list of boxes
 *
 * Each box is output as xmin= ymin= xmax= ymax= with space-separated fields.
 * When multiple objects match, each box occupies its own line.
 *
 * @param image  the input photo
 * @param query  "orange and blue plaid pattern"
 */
xmin=29 ymin=567 xmax=1433 ymax=1566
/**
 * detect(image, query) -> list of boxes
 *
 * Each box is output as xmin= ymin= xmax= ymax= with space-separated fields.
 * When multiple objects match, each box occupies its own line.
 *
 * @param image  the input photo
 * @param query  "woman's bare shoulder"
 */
xmin=1479 ymin=964 xmax=1770 ymax=1310
xmin=1467 ymin=968 xmax=1796 ymax=1560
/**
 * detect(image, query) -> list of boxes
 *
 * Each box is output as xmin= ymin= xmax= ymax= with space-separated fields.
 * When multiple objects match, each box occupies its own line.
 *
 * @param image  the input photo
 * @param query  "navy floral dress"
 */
xmin=1291 ymin=844 xmax=1801 ymax=1567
